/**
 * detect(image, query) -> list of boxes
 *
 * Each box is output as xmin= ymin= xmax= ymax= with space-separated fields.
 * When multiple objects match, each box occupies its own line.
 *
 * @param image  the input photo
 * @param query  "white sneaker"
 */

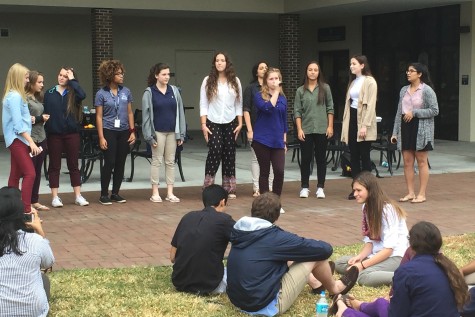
xmin=316 ymin=188 xmax=326 ymax=199
xmin=299 ymin=188 xmax=310 ymax=198
xmin=280 ymin=208 xmax=285 ymax=214
xmin=75 ymin=195 xmax=89 ymax=206
xmin=52 ymin=196 xmax=63 ymax=208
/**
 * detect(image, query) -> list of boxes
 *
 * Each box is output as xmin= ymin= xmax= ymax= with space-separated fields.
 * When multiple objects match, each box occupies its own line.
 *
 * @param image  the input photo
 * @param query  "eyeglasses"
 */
xmin=406 ymin=69 xmax=417 ymax=74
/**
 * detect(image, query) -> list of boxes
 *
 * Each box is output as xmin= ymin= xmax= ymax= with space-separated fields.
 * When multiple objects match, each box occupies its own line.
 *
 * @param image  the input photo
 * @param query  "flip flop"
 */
xmin=33 ymin=203 xmax=50 ymax=211
xmin=399 ymin=194 xmax=415 ymax=202
xmin=411 ymin=197 xmax=426 ymax=203
xmin=328 ymin=294 xmax=349 ymax=316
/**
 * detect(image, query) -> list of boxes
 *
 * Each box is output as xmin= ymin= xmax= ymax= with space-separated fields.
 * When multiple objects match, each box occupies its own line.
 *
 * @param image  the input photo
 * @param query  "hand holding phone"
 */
xmin=23 ymin=213 xmax=35 ymax=223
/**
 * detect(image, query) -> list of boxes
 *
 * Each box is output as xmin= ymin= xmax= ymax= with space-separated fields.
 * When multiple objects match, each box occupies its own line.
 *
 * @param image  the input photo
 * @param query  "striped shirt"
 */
xmin=0 ymin=230 xmax=54 ymax=317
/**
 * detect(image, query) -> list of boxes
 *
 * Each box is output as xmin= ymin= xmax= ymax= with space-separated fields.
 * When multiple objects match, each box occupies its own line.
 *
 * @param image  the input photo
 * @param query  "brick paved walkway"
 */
xmin=41 ymin=172 xmax=475 ymax=270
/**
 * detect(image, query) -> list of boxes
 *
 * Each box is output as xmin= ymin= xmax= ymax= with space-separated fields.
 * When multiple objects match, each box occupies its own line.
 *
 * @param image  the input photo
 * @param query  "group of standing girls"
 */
xmin=2 ymin=63 xmax=89 ymax=213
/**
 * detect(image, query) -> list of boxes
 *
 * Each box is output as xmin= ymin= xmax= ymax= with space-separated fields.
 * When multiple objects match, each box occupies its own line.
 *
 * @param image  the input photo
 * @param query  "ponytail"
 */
xmin=434 ymin=253 xmax=469 ymax=309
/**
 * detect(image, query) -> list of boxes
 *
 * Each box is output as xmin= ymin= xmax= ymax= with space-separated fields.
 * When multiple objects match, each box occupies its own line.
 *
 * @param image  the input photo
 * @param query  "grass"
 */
xmin=48 ymin=233 xmax=475 ymax=317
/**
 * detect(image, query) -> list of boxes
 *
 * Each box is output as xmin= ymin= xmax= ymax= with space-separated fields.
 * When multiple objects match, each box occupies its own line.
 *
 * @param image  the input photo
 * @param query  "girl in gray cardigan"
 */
xmin=142 ymin=63 xmax=186 ymax=203
xmin=392 ymin=63 xmax=439 ymax=204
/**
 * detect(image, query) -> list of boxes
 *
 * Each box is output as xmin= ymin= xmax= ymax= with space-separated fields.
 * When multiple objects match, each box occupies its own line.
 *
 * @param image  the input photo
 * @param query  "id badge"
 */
xmin=114 ymin=119 xmax=121 ymax=128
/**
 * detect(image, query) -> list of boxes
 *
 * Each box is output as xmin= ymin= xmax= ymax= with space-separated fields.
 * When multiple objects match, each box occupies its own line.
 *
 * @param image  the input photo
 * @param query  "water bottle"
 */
xmin=83 ymin=106 xmax=90 ymax=114
xmin=316 ymin=291 xmax=328 ymax=317
xmin=382 ymin=161 xmax=389 ymax=168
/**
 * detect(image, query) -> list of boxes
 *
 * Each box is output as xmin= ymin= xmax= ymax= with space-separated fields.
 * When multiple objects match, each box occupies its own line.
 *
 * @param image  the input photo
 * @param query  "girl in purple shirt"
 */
xmin=252 ymin=67 xmax=288 ymax=201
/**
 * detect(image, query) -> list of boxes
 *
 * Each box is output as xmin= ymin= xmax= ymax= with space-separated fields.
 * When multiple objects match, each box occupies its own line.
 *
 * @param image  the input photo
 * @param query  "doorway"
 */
xmin=319 ymin=50 xmax=349 ymax=121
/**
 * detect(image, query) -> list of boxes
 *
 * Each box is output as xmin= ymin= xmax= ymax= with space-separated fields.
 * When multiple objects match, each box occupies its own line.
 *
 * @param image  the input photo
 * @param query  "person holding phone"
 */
xmin=391 ymin=63 xmax=438 ymax=204
xmin=341 ymin=56 xmax=377 ymax=200
xmin=95 ymin=60 xmax=135 ymax=205
xmin=26 ymin=71 xmax=50 ymax=211
xmin=0 ymin=186 xmax=55 ymax=317
xmin=43 ymin=67 xmax=89 ymax=208
xmin=200 ymin=52 xmax=243 ymax=199
xmin=2 ymin=63 xmax=41 ymax=213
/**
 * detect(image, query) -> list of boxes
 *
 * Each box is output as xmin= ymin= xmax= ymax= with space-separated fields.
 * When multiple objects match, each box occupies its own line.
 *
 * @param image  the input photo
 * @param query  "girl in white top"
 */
xmin=200 ymin=52 xmax=243 ymax=198
xmin=335 ymin=171 xmax=409 ymax=287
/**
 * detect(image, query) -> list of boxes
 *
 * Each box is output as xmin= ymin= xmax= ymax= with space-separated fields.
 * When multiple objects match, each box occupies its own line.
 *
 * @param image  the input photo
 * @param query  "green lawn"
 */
xmin=49 ymin=233 xmax=475 ymax=317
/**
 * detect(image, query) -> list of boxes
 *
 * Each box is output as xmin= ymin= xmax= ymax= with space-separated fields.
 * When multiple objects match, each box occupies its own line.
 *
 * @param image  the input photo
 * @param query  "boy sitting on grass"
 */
xmin=170 ymin=184 xmax=235 ymax=295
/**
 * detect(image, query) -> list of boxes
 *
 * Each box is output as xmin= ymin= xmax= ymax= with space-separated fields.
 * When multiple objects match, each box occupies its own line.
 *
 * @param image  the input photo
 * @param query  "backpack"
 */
xmin=340 ymin=151 xmax=352 ymax=177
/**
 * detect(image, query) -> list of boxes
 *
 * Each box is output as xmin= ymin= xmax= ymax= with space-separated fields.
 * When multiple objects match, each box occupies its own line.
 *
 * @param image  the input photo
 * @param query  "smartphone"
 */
xmin=23 ymin=213 xmax=35 ymax=222
xmin=29 ymin=146 xmax=43 ymax=157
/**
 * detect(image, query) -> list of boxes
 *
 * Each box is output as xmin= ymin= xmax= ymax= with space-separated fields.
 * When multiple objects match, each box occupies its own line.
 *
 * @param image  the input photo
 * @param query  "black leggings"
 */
xmin=348 ymin=107 xmax=372 ymax=177
xmin=101 ymin=129 xmax=130 ymax=196
xmin=299 ymin=133 xmax=328 ymax=188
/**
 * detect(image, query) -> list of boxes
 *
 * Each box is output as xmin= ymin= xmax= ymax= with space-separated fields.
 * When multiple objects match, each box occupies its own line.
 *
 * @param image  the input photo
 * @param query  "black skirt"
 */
xmin=400 ymin=115 xmax=432 ymax=151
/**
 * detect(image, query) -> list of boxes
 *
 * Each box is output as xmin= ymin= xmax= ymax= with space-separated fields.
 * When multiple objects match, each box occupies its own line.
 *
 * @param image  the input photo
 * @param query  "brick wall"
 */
xmin=279 ymin=14 xmax=300 ymax=132
xmin=91 ymin=8 xmax=113 ymax=94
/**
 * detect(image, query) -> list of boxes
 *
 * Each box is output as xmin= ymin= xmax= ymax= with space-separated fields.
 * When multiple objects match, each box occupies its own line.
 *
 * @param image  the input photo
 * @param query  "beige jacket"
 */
xmin=341 ymin=76 xmax=377 ymax=143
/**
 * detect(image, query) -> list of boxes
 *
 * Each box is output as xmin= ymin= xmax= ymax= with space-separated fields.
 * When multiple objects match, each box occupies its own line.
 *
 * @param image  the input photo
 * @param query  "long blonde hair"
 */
xmin=3 ymin=63 xmax=29 ymax=102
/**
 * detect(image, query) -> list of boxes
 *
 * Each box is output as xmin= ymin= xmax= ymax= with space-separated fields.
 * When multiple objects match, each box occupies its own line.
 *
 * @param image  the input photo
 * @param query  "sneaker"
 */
xmin=51 ymin=196 xmax=63 ymax=208
xmin=280 ymin=208 xmax=285 ymax=214
xmin=110 ymin=193 xmax=126 ymax=203
xmin=75 ymin=195 xmax=89 ymax=206
xmin=165 ymin=195 xmax=180 ymax=203
xmin=316 ymin=188 xmax=326 ymax=199
xmin=299 ymin=188 xmax=310 ymax=198
xmin=99 ymin=195 xmax=112 ymax=205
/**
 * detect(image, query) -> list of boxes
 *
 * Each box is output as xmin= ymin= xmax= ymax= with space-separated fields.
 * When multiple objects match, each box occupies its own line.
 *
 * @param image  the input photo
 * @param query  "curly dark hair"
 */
xmin=98 ymin=59 xmax=125 ymax=86
xmin=205 ymin=52 xmax=240 ymax=102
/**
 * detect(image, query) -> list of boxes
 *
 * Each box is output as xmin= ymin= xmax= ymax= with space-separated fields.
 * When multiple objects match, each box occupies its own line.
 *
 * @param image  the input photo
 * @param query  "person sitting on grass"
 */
xmin=170 ymin=184 xmax=235 ymax=295
xmin=335 ymin=171 xmax=409 ymax=287
xmin=0 ymin=186 xmax=54 ymax=317
xmin=227 ymin=192 xmax=358 ymax=316
xmin=331 ymin=221 xmax=469 ymax=317
xmin=460 ymin=258 xmax=475 ymax=317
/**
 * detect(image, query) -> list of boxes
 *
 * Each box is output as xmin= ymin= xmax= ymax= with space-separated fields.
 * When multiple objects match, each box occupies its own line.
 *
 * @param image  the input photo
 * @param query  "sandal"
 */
xmin=165 ymin=195 xmax=181 ymax=203
xmin=338 ymin=266 xmax=359 ymax=295
xmin=33 ymin=203 xmax=50 ymax=211
xmin=328 ymin=294 xmax=347 ymax=316
xmin=252 ymin=190 xmax=260 ymax=197
xmin=399 ymin=194 xmax=416 ymax=202
xmin=150 ymin=195 xmax=162 ymax=203
xmin=411 ymin=197 xmax=426 ymax=204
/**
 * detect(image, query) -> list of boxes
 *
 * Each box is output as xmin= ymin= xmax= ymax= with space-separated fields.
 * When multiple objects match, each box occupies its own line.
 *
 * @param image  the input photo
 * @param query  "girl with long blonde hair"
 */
xmin=2 ymin=63 xmax=41 ymax=213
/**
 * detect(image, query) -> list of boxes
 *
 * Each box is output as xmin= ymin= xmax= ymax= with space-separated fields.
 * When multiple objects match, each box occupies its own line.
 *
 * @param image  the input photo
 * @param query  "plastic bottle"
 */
xmin=83 ymin=106 xmax=90 ymax=114
xmin=316 ymin=291 xmax=328 ymax=317
xmin=382 ymin=161 xmax=389 ymax=168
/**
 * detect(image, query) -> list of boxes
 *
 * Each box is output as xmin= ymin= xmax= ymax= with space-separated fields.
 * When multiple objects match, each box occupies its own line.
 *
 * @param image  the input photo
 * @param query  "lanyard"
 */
xmin=110 ymin=88 xmax=121 ymax=119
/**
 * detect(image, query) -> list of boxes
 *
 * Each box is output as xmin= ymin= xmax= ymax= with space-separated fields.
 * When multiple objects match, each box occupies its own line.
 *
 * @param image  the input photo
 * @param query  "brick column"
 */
xmin=279 ymin=14 xmax=300 ymax=131
xmin=91 ymin=8 xmax=113 ymax=94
